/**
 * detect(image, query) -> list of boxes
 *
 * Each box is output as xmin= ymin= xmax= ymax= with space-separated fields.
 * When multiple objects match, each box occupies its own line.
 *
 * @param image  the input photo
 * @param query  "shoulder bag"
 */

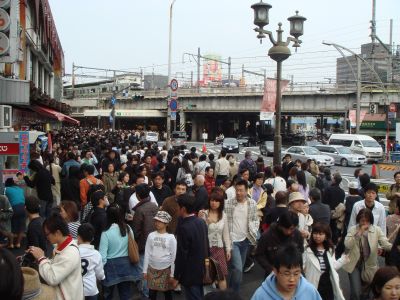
xmin=127 ymin=226 xmax=140 ymax=264
xmin=202 ymin=229 xmax=218 ymax=285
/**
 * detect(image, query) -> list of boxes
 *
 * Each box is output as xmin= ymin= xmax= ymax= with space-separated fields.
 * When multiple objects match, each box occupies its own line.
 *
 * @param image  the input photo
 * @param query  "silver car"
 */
xmin=314 ymin=145 xmax=366 ymax=167
xmin=282 ymin=146 xmax=335 ymax=167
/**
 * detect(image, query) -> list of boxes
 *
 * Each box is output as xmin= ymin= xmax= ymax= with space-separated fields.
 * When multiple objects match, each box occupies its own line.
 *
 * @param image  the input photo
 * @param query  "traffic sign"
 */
xmin=389 ymin=103 xmax=397 ymax=112
xmin=170 ymin=92 xmax=178 ymax=99
xmin=111 ymin=96 xmax=116 ymax=106
xmin=169 ymin=99 xmax=178 ymax=111
xmin=171 ymin=111 xmax=177 ymax=120
xmin=170 ymin=79 xmax=178 ymax=91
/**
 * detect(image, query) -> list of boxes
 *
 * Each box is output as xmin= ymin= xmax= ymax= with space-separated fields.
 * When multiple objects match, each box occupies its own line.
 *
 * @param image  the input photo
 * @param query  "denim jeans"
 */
xmin=39 ymin=199 xmax=53 ymax=218
xmin=85 ymin=295 xmax=98 ymax=300
xmin=348 ymin=264 xmax=371 ymax=300
xmin=137 ymin=253 xmax=149 ymax=298
xmin=228 ymin=238 xmax=250 ymax=292
xmin=103 ymin=281 xmax=132 ymax=300
xmin=183 ymin=285 xmax=204 ymax=300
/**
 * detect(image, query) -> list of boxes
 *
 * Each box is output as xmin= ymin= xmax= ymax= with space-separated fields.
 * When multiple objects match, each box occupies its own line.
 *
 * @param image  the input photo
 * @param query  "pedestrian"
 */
xmin=198 ymin=189 xmax=232 ymax=290
xmin=224 ymin=179 xmax=259 ymax=292
xmin=370 ymin=266 xmax=400 ymax=300
xmin=77 ymin=223 xmax=105 ymax=300
xmin=4 ymin=177 xmax=25 ymax=249
xmin=348 ymin=182 xmax=386 ymax=234
xmin=282 ymin=154 xmax=295 ymax=181
xmin=344 ymin=208 xmax=392 ymax=300
xmin=256 ymin=210 xmax=304 ymax=277
xmin=79 ymin=164 xmax=103 ymax=216
xmin=227 ymin=154 xmax=238 ymax=180
xmin=177 ymin=158 xmax=194 ymax=187
xmin=238 ymin=151 xmax=257 ymax=182
xmin=0 ymin=248 xmax=24 ymax=299
xmin=309 ymin=188 xmax=331 ymax=225
xmin=60 ymin=165 xmax=81 ymax=209
xmin=161 ymin=180 xmax=188 ymax=235
xmin=151 ymin=172 xmax=173 ymax=207
xmin=388 ymin=230 xmax=400 ymax=270
xmin=262 ymin=191 xmax=288 ymax=231
xmin=264 ymin=165 xmax=287 ymax=195
xmin=385 ymin=171 xmax=400 ymax=214
xmin=102 ymin=163 xmax=119 ymax=203
xmin=59 ymin=200 xmax=81 ymax=239
xmin=192 ymin=175 xmax=209 ymax=212
xmin=204 ymin=167 xmax=216 ymax=195
xmin=143 ymin=211 xmax=177 ymax=300
xmin=171 ymin=194 xmax=208 ymax=300
xmin=88 ymin=190 xmax=109 ymax=249
xmin=303 ymin=222 xmax=348 ymax=300
xmin=251 ymin=244 xmax=322 ymax=300
xmin=214 ymin=150 xmax=230 ymax=186
xmin=28 ymin=213 xmax=84 ymax=300
xmin=99 ymin=204 xmax=141 ymax=300
xmin=47 ymin=154 xmax=62 ymax=206
xmin=0 ymin=194 xmax=13 ymax=248
xmin=288 ymin=191 xmax=310 ymax=240
xmin=386 ymin=198 xmax=400 ymax=243
xmin=297 ymin=170 xmax=310 ymax=201
xmin=61 ymin=152 xmax=81 ymax=178
xmin=24 ymin=160 xmax=54 ymax=218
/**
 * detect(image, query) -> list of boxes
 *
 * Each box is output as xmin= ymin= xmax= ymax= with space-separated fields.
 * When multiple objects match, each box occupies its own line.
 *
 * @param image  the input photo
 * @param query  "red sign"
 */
xmin=0 ymin=143 xmax=19 ymax=155
xmin=390 ymin=103 xmax=397 ymax=112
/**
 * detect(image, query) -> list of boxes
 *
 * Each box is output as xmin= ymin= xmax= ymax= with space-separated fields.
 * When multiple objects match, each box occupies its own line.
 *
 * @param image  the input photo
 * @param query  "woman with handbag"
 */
xmin=99 ymin=204 xmax=141 ymax=300
xmin=198 ymin=188 xmax=232 ymax=290
xmin=343 ymin=208 xmax=392 ymax=300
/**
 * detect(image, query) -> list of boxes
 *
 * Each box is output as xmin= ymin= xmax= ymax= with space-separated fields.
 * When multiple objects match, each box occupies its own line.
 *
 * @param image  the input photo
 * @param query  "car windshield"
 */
xmin=337 ymin=147 xmax=353 ymax=154
xmin=361 ymin=140 xmax=380 ymax=147
xmin=303 ymin=147 xmax=320 ymax=155
xmin=224 ymin=138 xmax=237 ymax=143
xmin=172 ymin=132 xmax=186 ymax=138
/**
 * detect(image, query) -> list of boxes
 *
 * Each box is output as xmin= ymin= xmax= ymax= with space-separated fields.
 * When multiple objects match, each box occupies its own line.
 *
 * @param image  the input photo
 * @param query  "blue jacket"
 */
xmin=5 ymin=186 xmax=25 ymax=206
xmin=251 ymin=273 xmax=322 ymax=300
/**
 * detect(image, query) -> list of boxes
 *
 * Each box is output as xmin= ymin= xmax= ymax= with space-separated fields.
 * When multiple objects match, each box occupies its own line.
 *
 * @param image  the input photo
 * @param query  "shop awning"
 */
xmin=31 ymin=106 xmax=80 ymax=125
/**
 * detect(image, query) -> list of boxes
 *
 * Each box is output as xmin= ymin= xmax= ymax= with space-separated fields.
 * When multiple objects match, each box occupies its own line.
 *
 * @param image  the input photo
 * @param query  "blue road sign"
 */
xmin=170 ymin=99 xmax=178 ymax=111
xmin=171 ymin=111 xmax=177 ymax=120
xmin=111 ymin=96 xmax=116 ymax=106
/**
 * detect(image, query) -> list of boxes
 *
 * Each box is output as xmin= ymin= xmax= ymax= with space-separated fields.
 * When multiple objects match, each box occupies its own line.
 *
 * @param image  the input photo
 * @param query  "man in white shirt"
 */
xmin=348 ymin=182 xmax=386 ymax=233
xmin=129 ymin=183 xmax=158 ymax=212
xmin=214 ymin=150 xmax=230 ymax=186
xmin=224 ymin=179 xmax=259 ymax=292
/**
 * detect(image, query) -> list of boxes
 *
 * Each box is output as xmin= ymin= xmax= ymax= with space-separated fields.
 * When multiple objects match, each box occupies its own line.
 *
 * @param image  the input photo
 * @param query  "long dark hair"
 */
xmin=181 ymin=158 xmax=192 ymax=174
xmin=296 ymin=170 xmax=307 ymax=190
xmin=308 ymin=222 xmax=334 ymax=252
xmin=209 ymin=188 xmax=225 ymax=221
xmin=104 ymin=204 xmax=127 ymax=237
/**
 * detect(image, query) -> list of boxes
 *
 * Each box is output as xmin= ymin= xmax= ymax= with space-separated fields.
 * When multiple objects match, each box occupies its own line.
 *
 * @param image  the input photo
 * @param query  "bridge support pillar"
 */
xmin=179 ymin=109 xmax=185 ymax=131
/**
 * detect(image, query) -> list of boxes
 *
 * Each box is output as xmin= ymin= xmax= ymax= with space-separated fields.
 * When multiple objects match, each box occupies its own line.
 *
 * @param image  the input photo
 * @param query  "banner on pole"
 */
xmin=260 ymin=78 xmax=290 ymax=121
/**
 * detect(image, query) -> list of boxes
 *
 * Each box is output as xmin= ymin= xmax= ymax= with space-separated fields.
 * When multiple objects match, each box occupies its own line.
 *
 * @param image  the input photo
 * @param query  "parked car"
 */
xmin=260 ymin=140 xmax=274 ymax=156
xmin=304 ymin=140 xmax=322 ymax=147
xmin=171 ymin=131 xmax=187 ymax=149
xmin=313 ymin=145 xmax=366 ymax=167
xmin=328 ymin=134 xmax=383 ymax=162
xmin=222 ymin=137 xmax=240 ymax=153
xmin=282 ymin=146 xmax=334 ymax=167
xmin=237 ymin=134 xmax=257 ymax=147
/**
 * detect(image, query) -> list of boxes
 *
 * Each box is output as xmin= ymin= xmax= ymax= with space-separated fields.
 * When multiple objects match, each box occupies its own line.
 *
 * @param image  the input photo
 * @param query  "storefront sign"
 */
xmin=19 ymin=131 xmax=29 ymax=173
xmin=0 ymin=143 xmax=18 ymax=154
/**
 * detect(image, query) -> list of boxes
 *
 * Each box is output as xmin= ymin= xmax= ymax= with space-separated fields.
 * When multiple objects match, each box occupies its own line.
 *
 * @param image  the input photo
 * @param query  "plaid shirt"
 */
xmin=224 ymin=196 xmax=259 ymax=245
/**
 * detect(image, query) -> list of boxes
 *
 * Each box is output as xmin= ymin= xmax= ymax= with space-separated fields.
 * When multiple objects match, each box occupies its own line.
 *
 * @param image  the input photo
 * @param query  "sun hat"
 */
xmin=154 ymin=211 xmax=172 ymax=224
xmin=288 ymin=192 xmax=307 ymax=205
xmin=22 ymin=267 xmax=56 ymax=299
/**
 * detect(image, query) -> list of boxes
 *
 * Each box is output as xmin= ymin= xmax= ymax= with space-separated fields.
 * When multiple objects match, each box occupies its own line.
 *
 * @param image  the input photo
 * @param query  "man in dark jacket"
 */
xmin=322 ymin=173 xmax=345 ymax=243
xmin=89 ymin=190 xmax=108 ymax=249
xmin=171 ymin=194 xmax=208 ymax=300
xmin=192 ymin=175 xmax=209 ymax=213
xmin=309 ymin=188 xmax=331 ymax=225
xmin=132 ymin=183 xmax=158 ymax=299
xmin=256 ymin=211 xmax=304 ymax=278
xmin=282 ymin=154 xmax=295 ymax=181
xmin=151 ymin=172 xmax=173 ymax=206
xmin=24 ymin=160 xmax=54 ymax=218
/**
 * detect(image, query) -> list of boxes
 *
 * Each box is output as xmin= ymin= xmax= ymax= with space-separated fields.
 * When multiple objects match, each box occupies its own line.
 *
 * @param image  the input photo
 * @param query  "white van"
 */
xmin=328 ymin=134 xmax=383 ymax=162
xmin=143 ymin=131 xmax=159 ymax=143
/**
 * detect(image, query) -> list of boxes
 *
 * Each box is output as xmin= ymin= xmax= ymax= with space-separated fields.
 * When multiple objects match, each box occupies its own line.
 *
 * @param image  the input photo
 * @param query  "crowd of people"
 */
xmin=0 ymin=127 xmax=399 ymax=300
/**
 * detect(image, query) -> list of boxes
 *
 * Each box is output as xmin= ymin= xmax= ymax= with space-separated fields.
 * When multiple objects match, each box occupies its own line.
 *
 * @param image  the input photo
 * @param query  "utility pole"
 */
xmin=111 ymin=71 xmax=116 ymax=131
xmin=388 ymin=19 xmax=393 ymax=83
xmin=72 ymin=62 xmax=75 ymax=98
xmin=197 ymin=47 xmax=201 ymax=92
xmin=356 ymin=57 xmax=361 ymax=134
xmin=227 ymin=57 xmax=231 ymax=86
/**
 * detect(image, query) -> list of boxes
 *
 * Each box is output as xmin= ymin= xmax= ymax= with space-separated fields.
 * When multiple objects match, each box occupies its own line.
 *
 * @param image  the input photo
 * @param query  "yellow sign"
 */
xmin=376 ymin=183 xmax=390 ymax=194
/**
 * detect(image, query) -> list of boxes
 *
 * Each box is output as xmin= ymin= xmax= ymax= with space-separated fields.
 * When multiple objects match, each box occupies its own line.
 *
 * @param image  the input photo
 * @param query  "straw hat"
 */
xmin=288 ymin=192 xmax=307 ymax=205
xmin=22 ymin=267 xmax=56 ymax=299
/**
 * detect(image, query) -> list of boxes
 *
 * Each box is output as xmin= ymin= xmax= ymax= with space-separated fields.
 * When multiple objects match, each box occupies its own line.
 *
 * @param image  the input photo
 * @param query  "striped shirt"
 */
xmin=68 ymin=221 xmax=81 ymax=239
xmin=316 ymin=250 xmax=326 ymax=272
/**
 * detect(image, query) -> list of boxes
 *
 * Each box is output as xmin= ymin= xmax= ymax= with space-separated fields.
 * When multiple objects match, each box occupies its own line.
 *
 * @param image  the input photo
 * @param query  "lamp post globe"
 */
xmin=288 ymin=11 xmax=307 ymax=39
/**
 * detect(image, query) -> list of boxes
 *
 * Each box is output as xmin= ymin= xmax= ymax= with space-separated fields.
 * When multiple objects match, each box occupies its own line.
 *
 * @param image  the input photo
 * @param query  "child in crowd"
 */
xmin=77 ymin=223 xmax=105 ymax=300
xmin=143 ymin=211 xmax=177 ymax=300
xmin=302 ymin=202 xmax=314 ymax=234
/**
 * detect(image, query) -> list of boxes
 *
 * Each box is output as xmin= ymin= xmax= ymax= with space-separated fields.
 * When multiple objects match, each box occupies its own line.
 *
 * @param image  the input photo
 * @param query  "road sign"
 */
xmin=170 ymin=92 xmax=178 ymax=99
xmin=169 ymin=99 xmax=178 ymax=111
xmin=170 ymin=79 xmax=178 ymax=91
xmin=369 ymin=103 xmax=377 ymax=114
xmin=111 ymin=96 xmax=116 ymax=106
xmin=171 ymin=111 xmax=177 ymax=120
xmin=390 ymin=103 xmax=397 ymax=112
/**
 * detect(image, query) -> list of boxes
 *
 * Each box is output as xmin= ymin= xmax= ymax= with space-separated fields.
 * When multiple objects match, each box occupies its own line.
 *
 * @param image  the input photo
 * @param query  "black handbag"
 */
xmin=202 ymin=227 xmax=218 ymax=285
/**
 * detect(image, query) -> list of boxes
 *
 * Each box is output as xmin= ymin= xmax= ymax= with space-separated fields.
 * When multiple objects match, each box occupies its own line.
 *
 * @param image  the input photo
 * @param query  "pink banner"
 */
xmin=260 ymin=78 xmax=290 ymax=120
xmin=349 ymin=110 xmax=368 ymax=127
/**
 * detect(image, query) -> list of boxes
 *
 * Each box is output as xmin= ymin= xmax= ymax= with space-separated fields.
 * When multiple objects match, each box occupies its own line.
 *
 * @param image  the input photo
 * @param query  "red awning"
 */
xmin=31 ymin=106 xmax=80 ymax=125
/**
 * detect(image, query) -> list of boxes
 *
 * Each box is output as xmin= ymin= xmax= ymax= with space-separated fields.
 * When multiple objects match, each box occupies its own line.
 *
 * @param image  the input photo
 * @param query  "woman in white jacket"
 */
xmin=28 ymin=213 xmax=84 ymax=300
xmin=303 ymin=222 xmax=348 ymax=300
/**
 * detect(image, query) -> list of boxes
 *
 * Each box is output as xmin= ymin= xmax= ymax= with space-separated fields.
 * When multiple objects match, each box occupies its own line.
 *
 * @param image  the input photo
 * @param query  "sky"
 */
xmin=49 ymin=0 xmax=399 ymax=86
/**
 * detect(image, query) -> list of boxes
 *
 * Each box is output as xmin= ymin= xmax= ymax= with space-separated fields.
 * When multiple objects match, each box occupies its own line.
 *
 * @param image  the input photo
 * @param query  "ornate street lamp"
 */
xmin=251 ymin=1 xmax=306 ymax=166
